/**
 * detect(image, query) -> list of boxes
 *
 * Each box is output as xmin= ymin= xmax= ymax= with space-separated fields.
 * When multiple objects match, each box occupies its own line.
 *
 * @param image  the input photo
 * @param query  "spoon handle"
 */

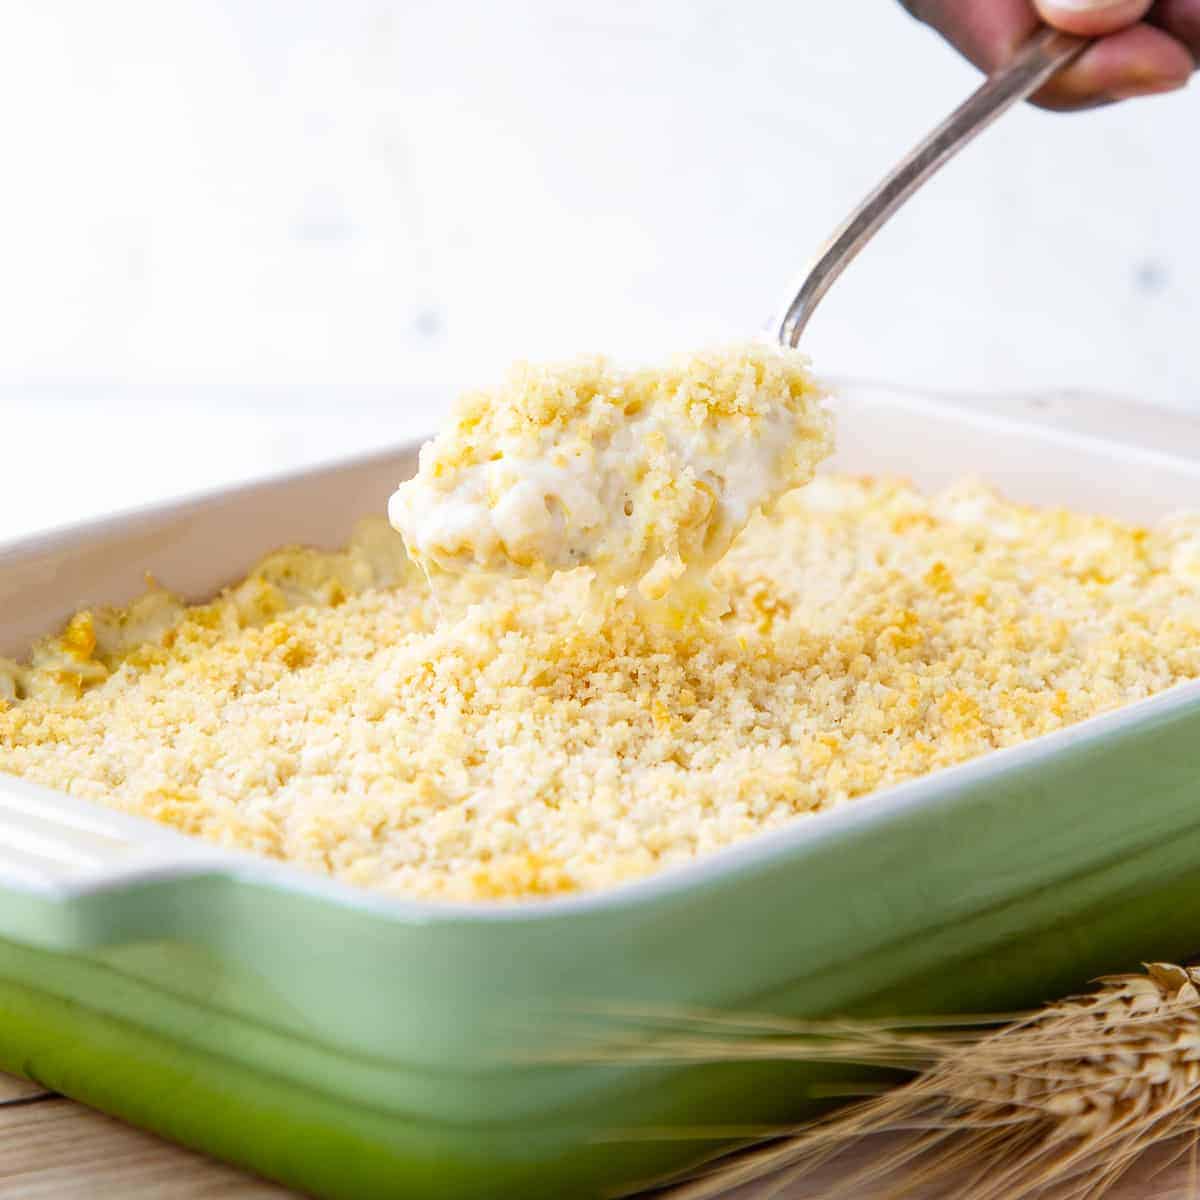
xmin=776 ymin=27 xmax=1090 ymax=348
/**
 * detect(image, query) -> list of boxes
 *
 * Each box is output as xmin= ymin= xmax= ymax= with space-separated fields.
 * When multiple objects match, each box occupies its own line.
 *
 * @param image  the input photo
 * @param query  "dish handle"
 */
xmin=0 ymin=776 xmax=223 ymax=949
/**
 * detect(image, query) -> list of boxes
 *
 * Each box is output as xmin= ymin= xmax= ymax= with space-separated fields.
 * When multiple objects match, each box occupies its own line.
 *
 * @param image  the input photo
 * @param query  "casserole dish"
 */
xmin=2 ymin=384 xmax=1200 ymax=1199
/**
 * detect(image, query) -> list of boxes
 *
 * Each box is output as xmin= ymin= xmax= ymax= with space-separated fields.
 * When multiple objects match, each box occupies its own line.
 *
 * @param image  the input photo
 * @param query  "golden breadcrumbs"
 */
xmin=2 ymin=476 xmax=1198 ymax=902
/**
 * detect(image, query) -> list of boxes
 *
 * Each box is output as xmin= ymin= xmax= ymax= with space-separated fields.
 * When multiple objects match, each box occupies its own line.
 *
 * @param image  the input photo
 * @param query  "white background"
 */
xmin=0 ymin=1 xmax=1196 ymax=537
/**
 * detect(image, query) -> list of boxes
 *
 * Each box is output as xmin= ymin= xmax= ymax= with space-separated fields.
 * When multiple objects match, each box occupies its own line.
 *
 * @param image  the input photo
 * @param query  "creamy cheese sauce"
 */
xmin=388 ymin=344 xmax=832 ymax=601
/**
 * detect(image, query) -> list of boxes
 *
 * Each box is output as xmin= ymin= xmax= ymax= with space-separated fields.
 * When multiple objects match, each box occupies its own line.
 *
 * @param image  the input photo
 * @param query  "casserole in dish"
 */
xmin=2 ymin=384 xmax=1199 ymax=1198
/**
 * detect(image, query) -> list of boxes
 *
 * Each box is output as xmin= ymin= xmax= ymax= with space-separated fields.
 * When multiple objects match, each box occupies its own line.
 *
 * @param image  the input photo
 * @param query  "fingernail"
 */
xmin=1047 ymin=0 xmax=1129 ymax=9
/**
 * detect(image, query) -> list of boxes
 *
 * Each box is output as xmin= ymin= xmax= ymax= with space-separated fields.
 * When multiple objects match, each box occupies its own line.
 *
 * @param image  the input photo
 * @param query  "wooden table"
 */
xmin=7 ymin=1066 xmax=1200 ymax=1198
xmin=5 ymin=392 xmax=1200 ymax=1197
xmin=0 ymin=1073 xmax=288 ymax=1198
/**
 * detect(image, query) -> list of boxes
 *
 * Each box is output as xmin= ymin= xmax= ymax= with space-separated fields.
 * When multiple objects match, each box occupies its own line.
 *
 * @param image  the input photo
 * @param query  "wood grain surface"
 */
xmin=0 ymin=1087 xmax=290 ymax=1198
xmin=4 ymin=1071 xmax=1200 ymax=1199
xmin=0 ymin=1075 xmax=50 ymax=1105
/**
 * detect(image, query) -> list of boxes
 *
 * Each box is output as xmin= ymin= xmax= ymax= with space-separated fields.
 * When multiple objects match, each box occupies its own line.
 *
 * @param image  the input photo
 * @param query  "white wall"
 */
xmin=0 ymin=1 xmax=1196 ymax=534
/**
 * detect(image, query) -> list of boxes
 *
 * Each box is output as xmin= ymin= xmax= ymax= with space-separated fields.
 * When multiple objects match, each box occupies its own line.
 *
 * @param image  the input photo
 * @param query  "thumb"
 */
xmin=1033 ymin=0 xmax=1156 ymax=35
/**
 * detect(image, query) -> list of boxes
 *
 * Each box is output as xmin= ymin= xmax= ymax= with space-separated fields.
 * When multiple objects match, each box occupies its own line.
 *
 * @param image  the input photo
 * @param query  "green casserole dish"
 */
xmin=1 ymin=385 xmax=1198 ymax=1198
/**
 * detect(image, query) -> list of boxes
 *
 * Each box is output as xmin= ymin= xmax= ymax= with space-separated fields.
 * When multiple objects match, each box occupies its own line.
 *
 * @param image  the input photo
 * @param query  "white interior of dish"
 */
xmin=5 ymin=385 xmax=1199 ymax=662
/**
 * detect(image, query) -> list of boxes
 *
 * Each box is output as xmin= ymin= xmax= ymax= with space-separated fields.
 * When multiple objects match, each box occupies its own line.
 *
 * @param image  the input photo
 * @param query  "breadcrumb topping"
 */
xmin=2 ymin=476 xmax=1198 ymax=902
xmin=388 ymin=344 xmax=831 ymax=602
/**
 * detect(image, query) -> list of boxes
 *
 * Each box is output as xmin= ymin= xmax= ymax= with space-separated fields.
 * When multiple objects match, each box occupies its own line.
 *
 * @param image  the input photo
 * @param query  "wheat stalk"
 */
xmin=654 ymin=963 xmax=1200 ymax=1200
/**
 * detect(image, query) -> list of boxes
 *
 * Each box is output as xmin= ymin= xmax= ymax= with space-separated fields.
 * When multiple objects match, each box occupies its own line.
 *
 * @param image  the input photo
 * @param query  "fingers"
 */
xmin=1033 ymin=0 xmax=1155 ymax=36
xmin=903 ymin=0 xmax=1043 ymax=73
xmin=902 ymin=0 xmax=1195 ymax=109
xmin=1031 ymin=20 xmax=1195 ymax=106
xmin=1149 ymin=0 xmax=1200 ymax=60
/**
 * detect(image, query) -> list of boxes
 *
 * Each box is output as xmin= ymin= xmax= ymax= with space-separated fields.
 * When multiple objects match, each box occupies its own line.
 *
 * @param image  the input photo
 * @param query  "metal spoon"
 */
xmin=777 ymin=27 xmax=1091 ymax=347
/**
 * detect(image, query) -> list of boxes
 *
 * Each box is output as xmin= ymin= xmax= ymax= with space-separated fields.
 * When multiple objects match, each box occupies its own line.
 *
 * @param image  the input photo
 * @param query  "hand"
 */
xmin=901 ymin=1 xmax=1197 ymax=109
